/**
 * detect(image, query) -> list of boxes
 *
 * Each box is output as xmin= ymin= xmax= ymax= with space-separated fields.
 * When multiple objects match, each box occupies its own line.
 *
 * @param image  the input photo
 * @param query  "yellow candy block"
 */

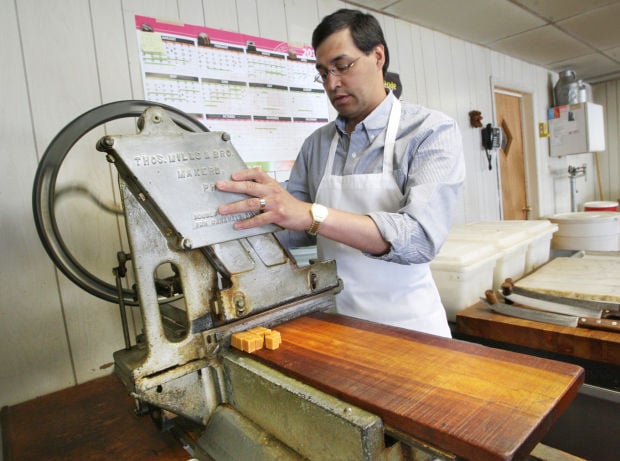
xmin=231 ymin=327 xmax=282 ymax=352
xmin=265 ymin=330 xmax=281 ymax=350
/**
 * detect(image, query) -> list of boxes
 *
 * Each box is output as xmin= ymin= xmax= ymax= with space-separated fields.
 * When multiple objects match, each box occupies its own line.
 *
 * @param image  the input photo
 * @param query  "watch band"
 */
xmin=307 ymin=220 xmax=321 ymax=236
xmin=307 ymin=203 xmax=328 ymax=236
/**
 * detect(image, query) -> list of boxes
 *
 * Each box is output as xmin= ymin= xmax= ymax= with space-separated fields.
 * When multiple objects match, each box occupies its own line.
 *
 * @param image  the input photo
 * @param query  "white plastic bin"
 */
xmin=459 ymin=220 xmax=557 ymax=273
xmin=447 ymin=222 xmax=535 ymax=288
xmin=431 ymin=239 xmax=499 ymax=321
xmin=548 ymin=212 xmax=620 ymax=251
xmin=583 ymin=201 xmax=618 ymax=212
xmin=289 ymin=245 xmax=317 ymax=267
xmin=522 ymin=221 xmax=558 ymax=272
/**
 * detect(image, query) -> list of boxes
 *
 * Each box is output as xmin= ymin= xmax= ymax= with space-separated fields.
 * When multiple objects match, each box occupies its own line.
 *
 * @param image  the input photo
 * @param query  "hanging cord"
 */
xmin=55 ymin=183 xmax=123 ymax=215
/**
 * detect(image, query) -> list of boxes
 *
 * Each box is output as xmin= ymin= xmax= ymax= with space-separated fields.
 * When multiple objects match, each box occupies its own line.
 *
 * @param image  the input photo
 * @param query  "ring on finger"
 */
xmin=258 ymin=197 xmax=267 ymax=211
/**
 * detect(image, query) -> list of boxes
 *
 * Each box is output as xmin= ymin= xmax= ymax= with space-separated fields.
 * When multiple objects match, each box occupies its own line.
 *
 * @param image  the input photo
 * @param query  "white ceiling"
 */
xmin=349 ymin=0 xmax=620 ymax=84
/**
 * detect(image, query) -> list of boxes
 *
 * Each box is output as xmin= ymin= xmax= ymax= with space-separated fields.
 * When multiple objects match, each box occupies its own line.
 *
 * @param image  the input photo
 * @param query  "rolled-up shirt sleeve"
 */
xmin=286 ymin=95 xmax=465 ymax=265
xmin=368 ymin=112 xmax=465 ymax=265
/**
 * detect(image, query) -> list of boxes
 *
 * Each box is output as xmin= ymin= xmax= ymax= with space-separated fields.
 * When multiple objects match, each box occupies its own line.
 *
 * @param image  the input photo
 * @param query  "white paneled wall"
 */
xmin=1 ymin=0 xmax=616 ymax=406
xmin=593 ymin=81 xmax=620 ymax=204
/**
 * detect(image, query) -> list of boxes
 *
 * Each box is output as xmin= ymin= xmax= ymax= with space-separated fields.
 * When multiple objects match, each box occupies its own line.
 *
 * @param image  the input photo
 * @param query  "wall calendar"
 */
xmin=135 ymin=15 xmax=330 ymax=181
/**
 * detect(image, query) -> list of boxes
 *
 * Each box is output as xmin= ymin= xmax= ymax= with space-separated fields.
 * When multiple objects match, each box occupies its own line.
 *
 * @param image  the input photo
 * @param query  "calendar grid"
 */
xmin=136 ymin=15 xmax=329 ymax=177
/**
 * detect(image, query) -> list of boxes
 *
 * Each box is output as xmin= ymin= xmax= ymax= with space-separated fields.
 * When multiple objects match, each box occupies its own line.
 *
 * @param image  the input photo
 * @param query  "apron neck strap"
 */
xmin=383 ymin=98 xmax=401 ymax=174
xmin=326 ymin=97 xmax=401 ymax=176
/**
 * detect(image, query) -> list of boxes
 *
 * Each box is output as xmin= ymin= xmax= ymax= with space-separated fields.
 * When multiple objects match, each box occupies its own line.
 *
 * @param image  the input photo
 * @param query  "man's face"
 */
xmin=315 ymin=28 xmax=386 ymax=128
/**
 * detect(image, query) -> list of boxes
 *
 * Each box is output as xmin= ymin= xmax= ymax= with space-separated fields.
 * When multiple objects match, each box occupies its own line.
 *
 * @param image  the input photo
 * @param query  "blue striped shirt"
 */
xmin=287 ymin=92 xmax=465 ymax=265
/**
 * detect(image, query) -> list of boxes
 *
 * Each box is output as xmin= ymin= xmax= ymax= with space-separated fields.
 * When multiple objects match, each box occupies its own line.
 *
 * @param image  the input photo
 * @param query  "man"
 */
xmin=216 ymin=9 xmax=465 ymax=337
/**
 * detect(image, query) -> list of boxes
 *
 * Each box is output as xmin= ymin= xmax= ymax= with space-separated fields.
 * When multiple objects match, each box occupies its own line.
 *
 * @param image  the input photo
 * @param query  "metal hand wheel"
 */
xmin=32 ymin=100 xmax=207 ymax=305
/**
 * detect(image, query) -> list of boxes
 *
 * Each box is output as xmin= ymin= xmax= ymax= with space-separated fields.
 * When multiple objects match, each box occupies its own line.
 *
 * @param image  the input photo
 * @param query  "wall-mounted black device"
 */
xmin=481 ymin=123 xmax=501 ymax=170
xmin=481 ymin=123 xmax=501 ymax=150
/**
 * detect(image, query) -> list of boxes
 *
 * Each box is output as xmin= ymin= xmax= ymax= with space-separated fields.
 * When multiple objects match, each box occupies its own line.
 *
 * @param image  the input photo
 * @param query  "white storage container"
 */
xmin=583 ymin=201 xmax=619 ymax=212
xmin=448 ymin=223 xmax=533 ymax=289
xmin=523 ymin=222 xmax=558 ymax=272
xmin=548 ymin=212 xmax=620 ymax=251
xmin=431 ymin=239 xmax=499 ymax=321
xmin=290 ymin=245 xmax=317 ymax=267
xmin=459 ymin=220 xmax=557 ymax=273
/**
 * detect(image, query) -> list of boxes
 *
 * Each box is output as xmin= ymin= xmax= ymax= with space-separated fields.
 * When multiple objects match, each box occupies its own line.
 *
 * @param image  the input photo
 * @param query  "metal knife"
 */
xmin=503 ymin=292 xmax=620 ymax=319
xmin=501 ymin=278 xmax=620 ymax=312
xmin=481 ymin=298 xmax=620 ymax=333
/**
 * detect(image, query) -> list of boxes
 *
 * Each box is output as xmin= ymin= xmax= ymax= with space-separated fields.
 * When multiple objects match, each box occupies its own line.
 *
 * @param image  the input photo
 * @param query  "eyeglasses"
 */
xmin=314 ymin=57 xmax=361 ymax=84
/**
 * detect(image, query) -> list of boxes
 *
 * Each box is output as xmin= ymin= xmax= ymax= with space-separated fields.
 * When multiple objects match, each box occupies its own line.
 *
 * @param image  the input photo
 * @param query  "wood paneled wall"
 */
xmin=1 ymin=0 xmax=616 ymax=406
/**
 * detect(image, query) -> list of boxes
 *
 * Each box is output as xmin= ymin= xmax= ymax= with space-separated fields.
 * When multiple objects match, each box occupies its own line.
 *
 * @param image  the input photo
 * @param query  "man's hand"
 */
xmin=217 ymin=167 xmax=390 ymax=255
xmin=216 ymin=167 xmax=312 ymax=231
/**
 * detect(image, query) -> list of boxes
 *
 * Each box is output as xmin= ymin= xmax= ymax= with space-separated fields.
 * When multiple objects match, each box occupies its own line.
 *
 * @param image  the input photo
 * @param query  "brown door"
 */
xmin=494 ymin=90 xmax=530 ymax=220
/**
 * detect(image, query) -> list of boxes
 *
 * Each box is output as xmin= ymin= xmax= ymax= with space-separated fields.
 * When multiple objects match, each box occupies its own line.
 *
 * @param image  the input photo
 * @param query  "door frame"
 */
xmin=490 ymin=78 xmax=541 ymax=220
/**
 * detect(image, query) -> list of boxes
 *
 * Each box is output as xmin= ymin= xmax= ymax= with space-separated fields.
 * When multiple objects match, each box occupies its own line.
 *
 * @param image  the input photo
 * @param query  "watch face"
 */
xmin=312 ymin=203 xmax=328 ymax=222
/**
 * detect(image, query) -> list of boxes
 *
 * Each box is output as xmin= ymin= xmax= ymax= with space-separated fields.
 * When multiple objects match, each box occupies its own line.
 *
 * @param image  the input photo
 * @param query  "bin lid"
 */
xmin=448 ymin=224 xmax=531 ymax=250
xmin=431 ymin=239 xmax=499 ymax=270
xmin=549 ymin=211 xmax=620 ymax=223
xmin=461 ymin=220 xmax=557 ymax=237
xmin=583 ymin=201 xmax=618 ymax=211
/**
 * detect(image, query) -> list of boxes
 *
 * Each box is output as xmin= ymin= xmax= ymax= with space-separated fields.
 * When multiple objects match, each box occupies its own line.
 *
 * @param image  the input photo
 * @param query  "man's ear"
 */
xmin=373 ymin=44 xmax=386 ymax=71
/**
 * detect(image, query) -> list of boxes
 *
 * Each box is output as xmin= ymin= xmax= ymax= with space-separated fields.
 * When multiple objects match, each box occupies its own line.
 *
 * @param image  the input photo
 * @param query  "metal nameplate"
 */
xmin=100 ymin=107 xmax=279 ymax=248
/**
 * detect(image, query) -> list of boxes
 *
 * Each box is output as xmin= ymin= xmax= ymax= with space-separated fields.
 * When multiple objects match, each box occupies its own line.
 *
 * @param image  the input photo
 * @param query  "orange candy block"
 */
xmin=264 ymin=330 xmax=281 ymax=350
xmin=231 ymin=327 xmax=282 ymax=353
xmin=231 ymin=331 xmax=260 ymax=353
xmin=248 ymin=326 xmax=270 ymax=335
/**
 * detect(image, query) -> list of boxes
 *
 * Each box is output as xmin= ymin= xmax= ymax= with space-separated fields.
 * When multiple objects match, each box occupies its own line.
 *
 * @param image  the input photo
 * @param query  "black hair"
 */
xmin=312 ymin=9 xmax=390 ymax=77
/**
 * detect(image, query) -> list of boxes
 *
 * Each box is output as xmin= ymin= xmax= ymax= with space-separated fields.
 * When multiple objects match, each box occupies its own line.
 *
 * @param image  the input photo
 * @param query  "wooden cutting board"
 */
xmin=515 ymin=255 xmax=620 ymax=302
xmin=252 ymin=312 xmax=583 ymax=461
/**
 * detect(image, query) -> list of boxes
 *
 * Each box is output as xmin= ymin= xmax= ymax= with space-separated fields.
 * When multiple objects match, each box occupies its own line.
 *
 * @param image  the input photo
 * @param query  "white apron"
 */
xmin=316 ymin=99 xmax=451 ymax=337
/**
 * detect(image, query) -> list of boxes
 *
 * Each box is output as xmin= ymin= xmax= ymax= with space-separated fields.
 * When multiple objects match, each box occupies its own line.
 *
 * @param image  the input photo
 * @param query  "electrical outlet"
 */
xmin=538 ymin=122 xmax=549 ymax=138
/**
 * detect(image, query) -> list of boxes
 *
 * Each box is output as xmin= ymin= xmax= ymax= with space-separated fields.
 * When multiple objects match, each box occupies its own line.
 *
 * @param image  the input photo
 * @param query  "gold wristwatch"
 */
xmin=307 ymin=203 xmax=328 ymax=236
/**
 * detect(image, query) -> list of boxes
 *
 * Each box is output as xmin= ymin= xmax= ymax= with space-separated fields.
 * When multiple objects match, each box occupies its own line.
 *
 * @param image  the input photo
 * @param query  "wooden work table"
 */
xmin=456 ymin=254 xmax=620 ymax=392
xmin=252 ymin=312 xmax=584 ymax=461
xmin=1 ymin=374 xmax=189 ymax=461
xmin=456 ymin=301 xmax=620 ymax=367
xmin=3 ymin=312 xmax=586 ymax=461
